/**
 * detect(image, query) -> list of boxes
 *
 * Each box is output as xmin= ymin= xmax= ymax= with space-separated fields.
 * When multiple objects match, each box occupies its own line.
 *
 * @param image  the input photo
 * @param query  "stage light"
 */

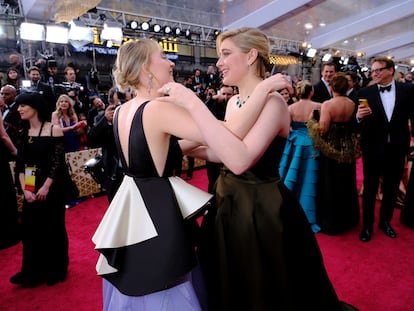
xmin=130 ymin=20 xmax=138 ymax=30
xmin=68 ymin=19 xmax=94 ymax=48
xmin=213 ymin=29 xmax=221 ymax=38
xmin=141 ymin=22 xmax=150 ymax=31
xmin=164 ymin=26 xmax=172 ymax=34
xmin=322 ymin=53 xmax=332 ymax=62
xmin=20 ymin=22 xmax=45 ymax=41
xmin=101 ymin=21 xmax=123 ymax=45
xmin=46 ymin=25 xmax=69 ymax=44
xmin=185 ymin=29 xmax=191 ymax=39
xmin=174 ymin=27 xmax=181 ymax=36
xmin=153 ymin=24 xmax=161 ymax=33
xmin=306 ymin=48 xmax=317 ymax=58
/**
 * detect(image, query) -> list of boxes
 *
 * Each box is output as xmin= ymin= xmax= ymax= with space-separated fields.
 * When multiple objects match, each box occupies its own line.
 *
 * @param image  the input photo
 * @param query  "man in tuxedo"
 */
xmin=345 ymin=71 xmax=359 ymax=106
xmin=191 ymin=68 xmax=204 ymax=99
xmin=1 ymin=85 xmax=20 ymax=144
xmin=312 ymin=62 xmax=336 ymax=103
xmin=27 ymin=66 xmax=55 ymax=119
xmin=204 ymin=65 xmax=221 ymax=90
xmin=357 ymin=57 xmax=414 ymax=242
xmin=86 ymin=96 xmax=105 ymax=127
xmin=87 ymin=87 xmax=125 ymax=202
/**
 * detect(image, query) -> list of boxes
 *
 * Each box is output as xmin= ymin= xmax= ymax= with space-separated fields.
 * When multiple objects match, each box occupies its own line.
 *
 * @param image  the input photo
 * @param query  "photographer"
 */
xmin=87 ymin=87 xmax=126 ymax=202
xmin=26 ymin=66 xmax=55 ymax=119
xmin=63 ymin=66 xmax=89 ymax=115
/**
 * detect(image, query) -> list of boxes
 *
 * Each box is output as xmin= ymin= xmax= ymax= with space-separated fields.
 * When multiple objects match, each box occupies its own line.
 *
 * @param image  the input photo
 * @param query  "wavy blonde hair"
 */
xmin=55 ymin=94 xmax=77 ymax=121
xmin=216 ymin=27 xmax=270 ymax=79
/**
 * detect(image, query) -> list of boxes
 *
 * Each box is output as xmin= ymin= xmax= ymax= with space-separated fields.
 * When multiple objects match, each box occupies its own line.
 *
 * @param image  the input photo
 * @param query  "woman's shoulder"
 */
xmin=49 ymin=122 xmax=64 ymax=137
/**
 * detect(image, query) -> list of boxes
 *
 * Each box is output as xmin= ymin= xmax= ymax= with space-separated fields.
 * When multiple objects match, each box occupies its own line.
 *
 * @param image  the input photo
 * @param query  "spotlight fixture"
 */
xmin=174 ymin=27 xmax=181 ymax=36
xmin=185 ymin=29 xmax=191 ymax=39
xmin=306 ymin=48 xmax=317 ymax=58
xmin=322 ymin=53 xmax=332 ymax=62
xmin=153 ymin=24 xmax=161 ymax=33
xmin=213 ymin=29 xmax=221 ymax=38
xmin=130 ymin=20 xmax=138 ymax=30
xmin=141 ymin=22 xmax=150 ymax=31
xmin=164 ymin=26 xmax=172 ymax=34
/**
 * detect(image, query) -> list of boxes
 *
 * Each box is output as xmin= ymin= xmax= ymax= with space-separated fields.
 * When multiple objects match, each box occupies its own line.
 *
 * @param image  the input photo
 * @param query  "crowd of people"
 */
xmin=1 ymin=25 xmax=414 ymax=311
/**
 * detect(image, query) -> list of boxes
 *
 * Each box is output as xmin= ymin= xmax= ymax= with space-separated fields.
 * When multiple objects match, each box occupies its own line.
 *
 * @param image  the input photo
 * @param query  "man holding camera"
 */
xmin=87 ymin=87 xmax=131 ymax=202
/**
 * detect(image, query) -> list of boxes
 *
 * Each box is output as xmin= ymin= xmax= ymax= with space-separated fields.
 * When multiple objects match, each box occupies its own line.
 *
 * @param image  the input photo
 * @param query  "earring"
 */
xmin=147 ymin=74 xmax=153 ymax=93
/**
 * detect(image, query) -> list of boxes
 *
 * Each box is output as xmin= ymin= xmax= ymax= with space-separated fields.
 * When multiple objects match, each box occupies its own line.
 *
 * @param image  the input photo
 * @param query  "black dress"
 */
xmin=15 ymin=128 xmax=69 ymax=283
xmin=308 ymin=120 xmax=360 ymax=235
xmin=93 ymin=102 xmax=199 ymax=298
xmin=208 ymin=136 xmax=357 ymax=310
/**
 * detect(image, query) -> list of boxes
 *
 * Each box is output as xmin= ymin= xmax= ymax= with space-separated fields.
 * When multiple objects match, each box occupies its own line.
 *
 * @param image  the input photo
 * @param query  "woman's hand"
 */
xmin=157 ymin=82 xmax=200 ymax=110
xmin=259 ymin=73 xmax=294 ymax=94
xmin=23 ymin=190 xmax=36 ymax=203
xmin=36 ymin=184 xmax=50 ymax=201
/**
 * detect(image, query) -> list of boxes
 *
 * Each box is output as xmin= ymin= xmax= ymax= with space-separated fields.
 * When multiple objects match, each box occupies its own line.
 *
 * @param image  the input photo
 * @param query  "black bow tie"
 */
xmin=379 ymin=85 xmax=391 ymax=93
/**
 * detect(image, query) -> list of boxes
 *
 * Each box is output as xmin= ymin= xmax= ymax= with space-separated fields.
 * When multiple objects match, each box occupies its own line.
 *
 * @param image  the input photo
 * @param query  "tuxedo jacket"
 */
xmin=347 ymin=89 xmax=359 ymax=106
xmin=358 ymin=82 xmax=414 ymax=158
xmin=311 ymin=80 xmax=331 ymax=103
xmin=3 ymin=102 xmax=21 ymax=144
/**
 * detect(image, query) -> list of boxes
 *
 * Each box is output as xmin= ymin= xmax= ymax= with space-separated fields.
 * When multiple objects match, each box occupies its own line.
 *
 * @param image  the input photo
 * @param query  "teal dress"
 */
xmin=279 ymin=121 xmax=320 ymax=233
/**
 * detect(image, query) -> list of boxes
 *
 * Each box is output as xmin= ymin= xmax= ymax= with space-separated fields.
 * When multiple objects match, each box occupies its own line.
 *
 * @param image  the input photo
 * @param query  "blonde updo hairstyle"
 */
xmin=113 ymin=39 xmax=161 ymax=91
xmin=295 ymin=80 xmax=313 ymax=99
xmin=216 ymin=27 xmax=270 ymax=79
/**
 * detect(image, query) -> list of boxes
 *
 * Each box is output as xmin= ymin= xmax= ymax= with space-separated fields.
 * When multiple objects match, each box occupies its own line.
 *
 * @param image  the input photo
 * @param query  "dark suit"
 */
xmin=312 ymin=80 xmax=332 ymax=103
xmin=2 ymin=101 xmax=21 ymax=145
xmin=347 ymin=88 xmax=359 ymax=106
xmin=358 ymin=82 xmax=414 ymax=227
xmin=87 ymin=110 xmax=123 ymax=202
xmin=204 ymin=73 xmax=220 ymax=90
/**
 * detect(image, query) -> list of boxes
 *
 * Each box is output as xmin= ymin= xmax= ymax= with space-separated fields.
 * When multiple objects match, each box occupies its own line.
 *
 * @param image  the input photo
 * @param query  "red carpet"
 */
xmin=1 ymin=163 xmax=414 ymax=311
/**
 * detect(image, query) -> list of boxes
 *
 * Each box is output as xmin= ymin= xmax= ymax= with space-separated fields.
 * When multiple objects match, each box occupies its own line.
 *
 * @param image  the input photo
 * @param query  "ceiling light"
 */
xmin=141 ymin=22 xmax=150 ymax=31
xmin=304 ymin=23 xmax=313 ymax=30
xmin=46 ymin=25 xmax=69 ymax=44
xmin=20 ymin=22 xmax=45 ymax=41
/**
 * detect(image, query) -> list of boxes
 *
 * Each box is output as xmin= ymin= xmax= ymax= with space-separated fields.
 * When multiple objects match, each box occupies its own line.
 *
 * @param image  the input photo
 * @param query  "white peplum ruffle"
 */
xmin=92 ymin=175 xmax=212 ymax=276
